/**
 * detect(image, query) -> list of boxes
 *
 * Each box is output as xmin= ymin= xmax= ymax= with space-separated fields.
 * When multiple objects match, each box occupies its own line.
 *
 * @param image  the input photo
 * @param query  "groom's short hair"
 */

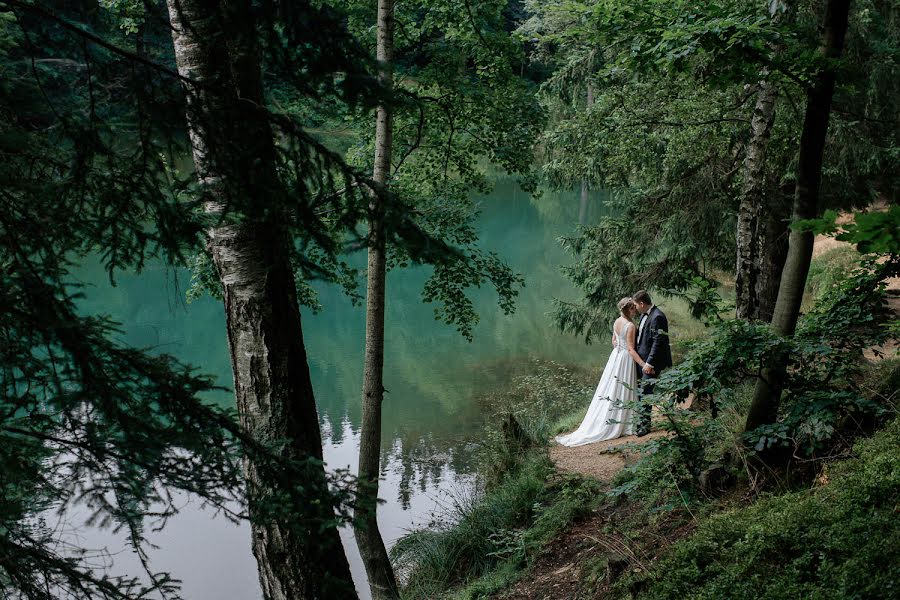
xmin=633 ymin=290 xmax=652 ymax=305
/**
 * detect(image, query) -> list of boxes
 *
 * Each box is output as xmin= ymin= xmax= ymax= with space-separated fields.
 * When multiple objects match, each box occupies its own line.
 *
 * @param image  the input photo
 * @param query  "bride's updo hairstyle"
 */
xmin=617 ymin=297 xmax=636 ymax=316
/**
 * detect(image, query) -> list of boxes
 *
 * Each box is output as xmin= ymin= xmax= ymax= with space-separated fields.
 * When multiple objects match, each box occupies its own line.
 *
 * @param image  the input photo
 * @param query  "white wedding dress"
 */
xmin=555 ymin=322 xmax=637 ymax=446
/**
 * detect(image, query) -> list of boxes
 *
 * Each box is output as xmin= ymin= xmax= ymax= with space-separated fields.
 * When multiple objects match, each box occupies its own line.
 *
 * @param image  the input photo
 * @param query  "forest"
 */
xmin=0 ymin=0 xmax=898 ymax=599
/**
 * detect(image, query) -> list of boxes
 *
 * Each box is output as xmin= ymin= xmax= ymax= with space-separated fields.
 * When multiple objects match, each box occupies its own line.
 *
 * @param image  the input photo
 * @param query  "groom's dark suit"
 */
xmin=635 ymin=306 xmax=672 ymax=435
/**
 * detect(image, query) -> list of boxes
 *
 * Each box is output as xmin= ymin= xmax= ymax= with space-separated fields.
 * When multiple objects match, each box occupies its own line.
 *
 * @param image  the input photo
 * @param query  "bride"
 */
xmin=556 ymin=297 xmax=648 ymax=446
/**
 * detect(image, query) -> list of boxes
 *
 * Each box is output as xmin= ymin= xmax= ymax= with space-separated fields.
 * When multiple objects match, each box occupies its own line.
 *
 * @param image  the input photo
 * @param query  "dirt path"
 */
xmin=550 ymin=429 xmax=668 ymax=482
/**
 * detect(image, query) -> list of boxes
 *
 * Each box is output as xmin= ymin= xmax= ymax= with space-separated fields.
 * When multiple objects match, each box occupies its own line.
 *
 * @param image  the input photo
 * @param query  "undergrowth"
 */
xmin=392 ymin=361 xmax=602 ymax=599
xmin=627 ymin=414 xmax=900 ymax=599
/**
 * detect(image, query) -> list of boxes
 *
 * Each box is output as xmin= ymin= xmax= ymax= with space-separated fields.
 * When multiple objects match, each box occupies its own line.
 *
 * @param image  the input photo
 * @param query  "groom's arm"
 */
xmin=647 ymin=313 xmax=670 ymax=370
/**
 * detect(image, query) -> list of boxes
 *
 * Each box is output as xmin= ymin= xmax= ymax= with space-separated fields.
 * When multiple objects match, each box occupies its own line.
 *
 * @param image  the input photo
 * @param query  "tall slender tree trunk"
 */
xmin=744 ymin=0 xmax=852 ymax=434
xmin=579 ymin=81 xmax=594 ymax=225
xmin=735 ymin=80 xmax=783 ymax=321
xmin=166 ymin=1 xmax=355 ymax=598
xmin=735 ymin=2 xmax=791 ymax=322
xmin=355 ymin=0 xmax=399 ymax=597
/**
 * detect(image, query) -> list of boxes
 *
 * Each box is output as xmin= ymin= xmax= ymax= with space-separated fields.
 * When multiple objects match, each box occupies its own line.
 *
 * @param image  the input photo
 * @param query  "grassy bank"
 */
xmin=630 ymin=412 xmax=900 ymax=600
xmin=391 ymin=361 xmax=604 ymax=598
xmin=392 ymin=248 xmax=898 ymax=599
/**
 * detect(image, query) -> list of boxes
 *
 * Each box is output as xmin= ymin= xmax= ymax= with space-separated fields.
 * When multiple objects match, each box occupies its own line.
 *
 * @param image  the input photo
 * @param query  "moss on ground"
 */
xmin=629 ymin=415 xmax=900 ymax=600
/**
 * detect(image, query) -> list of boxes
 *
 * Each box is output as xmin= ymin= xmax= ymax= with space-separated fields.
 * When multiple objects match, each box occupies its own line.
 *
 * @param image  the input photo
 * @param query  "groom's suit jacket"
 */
xmin=636 ymin=306 xmax=672 ymax=372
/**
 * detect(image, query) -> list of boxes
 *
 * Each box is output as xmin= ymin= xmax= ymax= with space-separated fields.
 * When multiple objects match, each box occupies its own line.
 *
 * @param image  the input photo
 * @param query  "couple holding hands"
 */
xmin=556 ymin=290 xmax=672 ymax=446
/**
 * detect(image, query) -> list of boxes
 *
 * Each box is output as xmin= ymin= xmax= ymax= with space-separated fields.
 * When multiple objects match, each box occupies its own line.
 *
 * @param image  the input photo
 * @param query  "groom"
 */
xmin=633 ymin=290 xmax=672 ymax=436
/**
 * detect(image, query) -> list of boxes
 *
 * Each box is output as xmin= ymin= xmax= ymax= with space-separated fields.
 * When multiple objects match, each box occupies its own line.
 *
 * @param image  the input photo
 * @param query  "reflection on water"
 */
xmin=71 ymin=180 xmax=609 ymax=598
xmin=324 ymin=417 xmax=477 ymax=596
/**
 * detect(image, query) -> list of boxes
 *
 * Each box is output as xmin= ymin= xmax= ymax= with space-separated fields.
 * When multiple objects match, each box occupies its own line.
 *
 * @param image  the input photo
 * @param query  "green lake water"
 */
xmin=75 ymin=179 xmax=609 ymax=599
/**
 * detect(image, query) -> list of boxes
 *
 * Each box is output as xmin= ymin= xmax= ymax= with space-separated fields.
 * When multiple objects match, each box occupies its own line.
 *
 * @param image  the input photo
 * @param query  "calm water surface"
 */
xmin=73 ymin=180 xmax=608 ymax=598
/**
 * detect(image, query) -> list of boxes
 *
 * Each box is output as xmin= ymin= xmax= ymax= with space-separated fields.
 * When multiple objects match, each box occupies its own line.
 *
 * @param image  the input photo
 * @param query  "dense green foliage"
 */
xmin=1 ymin=3 xmax=241 ymax=595
xmin=0 ymin=0 xmax=434 ymax=596
xmin=526 ymin=0 xmax=899 ymax=334
xmin=633 ymin=414 xmax=900 ymax=599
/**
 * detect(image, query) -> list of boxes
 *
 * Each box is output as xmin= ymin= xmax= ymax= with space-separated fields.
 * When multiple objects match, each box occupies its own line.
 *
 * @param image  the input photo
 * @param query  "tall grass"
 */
xmin=804 ymin=246 xmax=861 ymax=309
xmin=392 ymin=360 xmax=602 ymax=598
xmin=391 ymin=453 xmax=552 ymax=598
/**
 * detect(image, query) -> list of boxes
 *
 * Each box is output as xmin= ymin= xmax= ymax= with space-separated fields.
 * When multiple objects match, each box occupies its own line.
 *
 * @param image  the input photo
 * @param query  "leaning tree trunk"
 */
xmin=744 ymin=0 xmax=852 ymax=434
xmin=355 ymin=0 xmax=400 ymax=598
xmin=166 ymin=1 xmax=355 ymax=598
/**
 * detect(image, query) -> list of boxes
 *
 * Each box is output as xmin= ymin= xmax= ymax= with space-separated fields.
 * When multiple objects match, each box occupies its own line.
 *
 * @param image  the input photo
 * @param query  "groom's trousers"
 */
xmin=636 ymin=367 xmax=663 ymax=434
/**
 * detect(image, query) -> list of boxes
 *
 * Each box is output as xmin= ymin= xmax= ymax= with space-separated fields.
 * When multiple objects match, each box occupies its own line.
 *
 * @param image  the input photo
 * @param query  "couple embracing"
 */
xmin=556 ymin=290 xmax=672 ymax=447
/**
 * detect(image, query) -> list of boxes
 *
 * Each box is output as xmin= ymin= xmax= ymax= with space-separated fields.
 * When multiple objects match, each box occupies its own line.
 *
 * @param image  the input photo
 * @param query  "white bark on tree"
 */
xmin=744 ymin=0 xmax=852 ymax=435
xmin=735 ymin=1 xmax=792 ymax=322
xmin=166 ymin=0 xmax=355 ymax=597
xmin=735 ymin=78 xmax=789 ymax=322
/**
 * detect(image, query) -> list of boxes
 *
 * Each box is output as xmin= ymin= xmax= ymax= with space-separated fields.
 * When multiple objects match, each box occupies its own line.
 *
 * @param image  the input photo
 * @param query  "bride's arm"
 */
xmin=625 ymin=325 xmax=646 ymax=368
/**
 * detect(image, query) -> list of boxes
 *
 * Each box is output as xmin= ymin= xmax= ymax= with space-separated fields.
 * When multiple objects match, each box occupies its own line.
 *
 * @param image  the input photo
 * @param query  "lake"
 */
xmin=73 ymin=179 xmax=608 ymax=599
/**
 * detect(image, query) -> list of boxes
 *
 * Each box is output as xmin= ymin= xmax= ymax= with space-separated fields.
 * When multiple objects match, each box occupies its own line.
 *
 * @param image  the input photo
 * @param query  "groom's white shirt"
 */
xmin=637 ymin=304 xmax=654 ymax=343
xmin=638 ymin=305 xmax=655 ymax=371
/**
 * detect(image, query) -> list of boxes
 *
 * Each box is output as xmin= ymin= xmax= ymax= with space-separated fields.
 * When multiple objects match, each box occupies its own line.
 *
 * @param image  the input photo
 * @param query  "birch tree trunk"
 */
xmin=735 ymin=2 xmax=791 ymax=322
xmin=355 ymin=0 xmax=400 ymax=597
xmin=166 ymin=0 xmax=355 ymax=597
xmin=735 ymin=80 xmax=780 ymax=321
xmin=744 ymin=0 xmax=852 ymax=434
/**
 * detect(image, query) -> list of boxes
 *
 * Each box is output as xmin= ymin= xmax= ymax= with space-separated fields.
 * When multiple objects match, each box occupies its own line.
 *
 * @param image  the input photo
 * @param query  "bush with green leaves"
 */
xmin=628 ymin=414 xmax=900 ymax=600
xmin=612 ymin=255 xmax=897 ymax=511
xmin=750 ymin=256 xmax=898 ymax=454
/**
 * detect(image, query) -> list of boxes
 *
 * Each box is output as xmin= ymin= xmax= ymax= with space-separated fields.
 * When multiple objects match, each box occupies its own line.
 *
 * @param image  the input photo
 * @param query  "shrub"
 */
xmin=630 ymin=416 xmax=900 ymax=600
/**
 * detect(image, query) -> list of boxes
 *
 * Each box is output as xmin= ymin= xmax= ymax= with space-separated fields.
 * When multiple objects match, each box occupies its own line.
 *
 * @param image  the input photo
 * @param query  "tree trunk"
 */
xmin=735 ymin=79 xmax=780 ymax=321
xmin=735 ymin=1 xmax=792 ymax=322
xmin=744 ymin=0 xmax=852 ymax=434
xmin=355 ymin=0 xmax=399 ymax=598
xmin=757 ymin=191 xmax=791 ymax=321
xmin=166 ymin=1 xmax=355 ymax=598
